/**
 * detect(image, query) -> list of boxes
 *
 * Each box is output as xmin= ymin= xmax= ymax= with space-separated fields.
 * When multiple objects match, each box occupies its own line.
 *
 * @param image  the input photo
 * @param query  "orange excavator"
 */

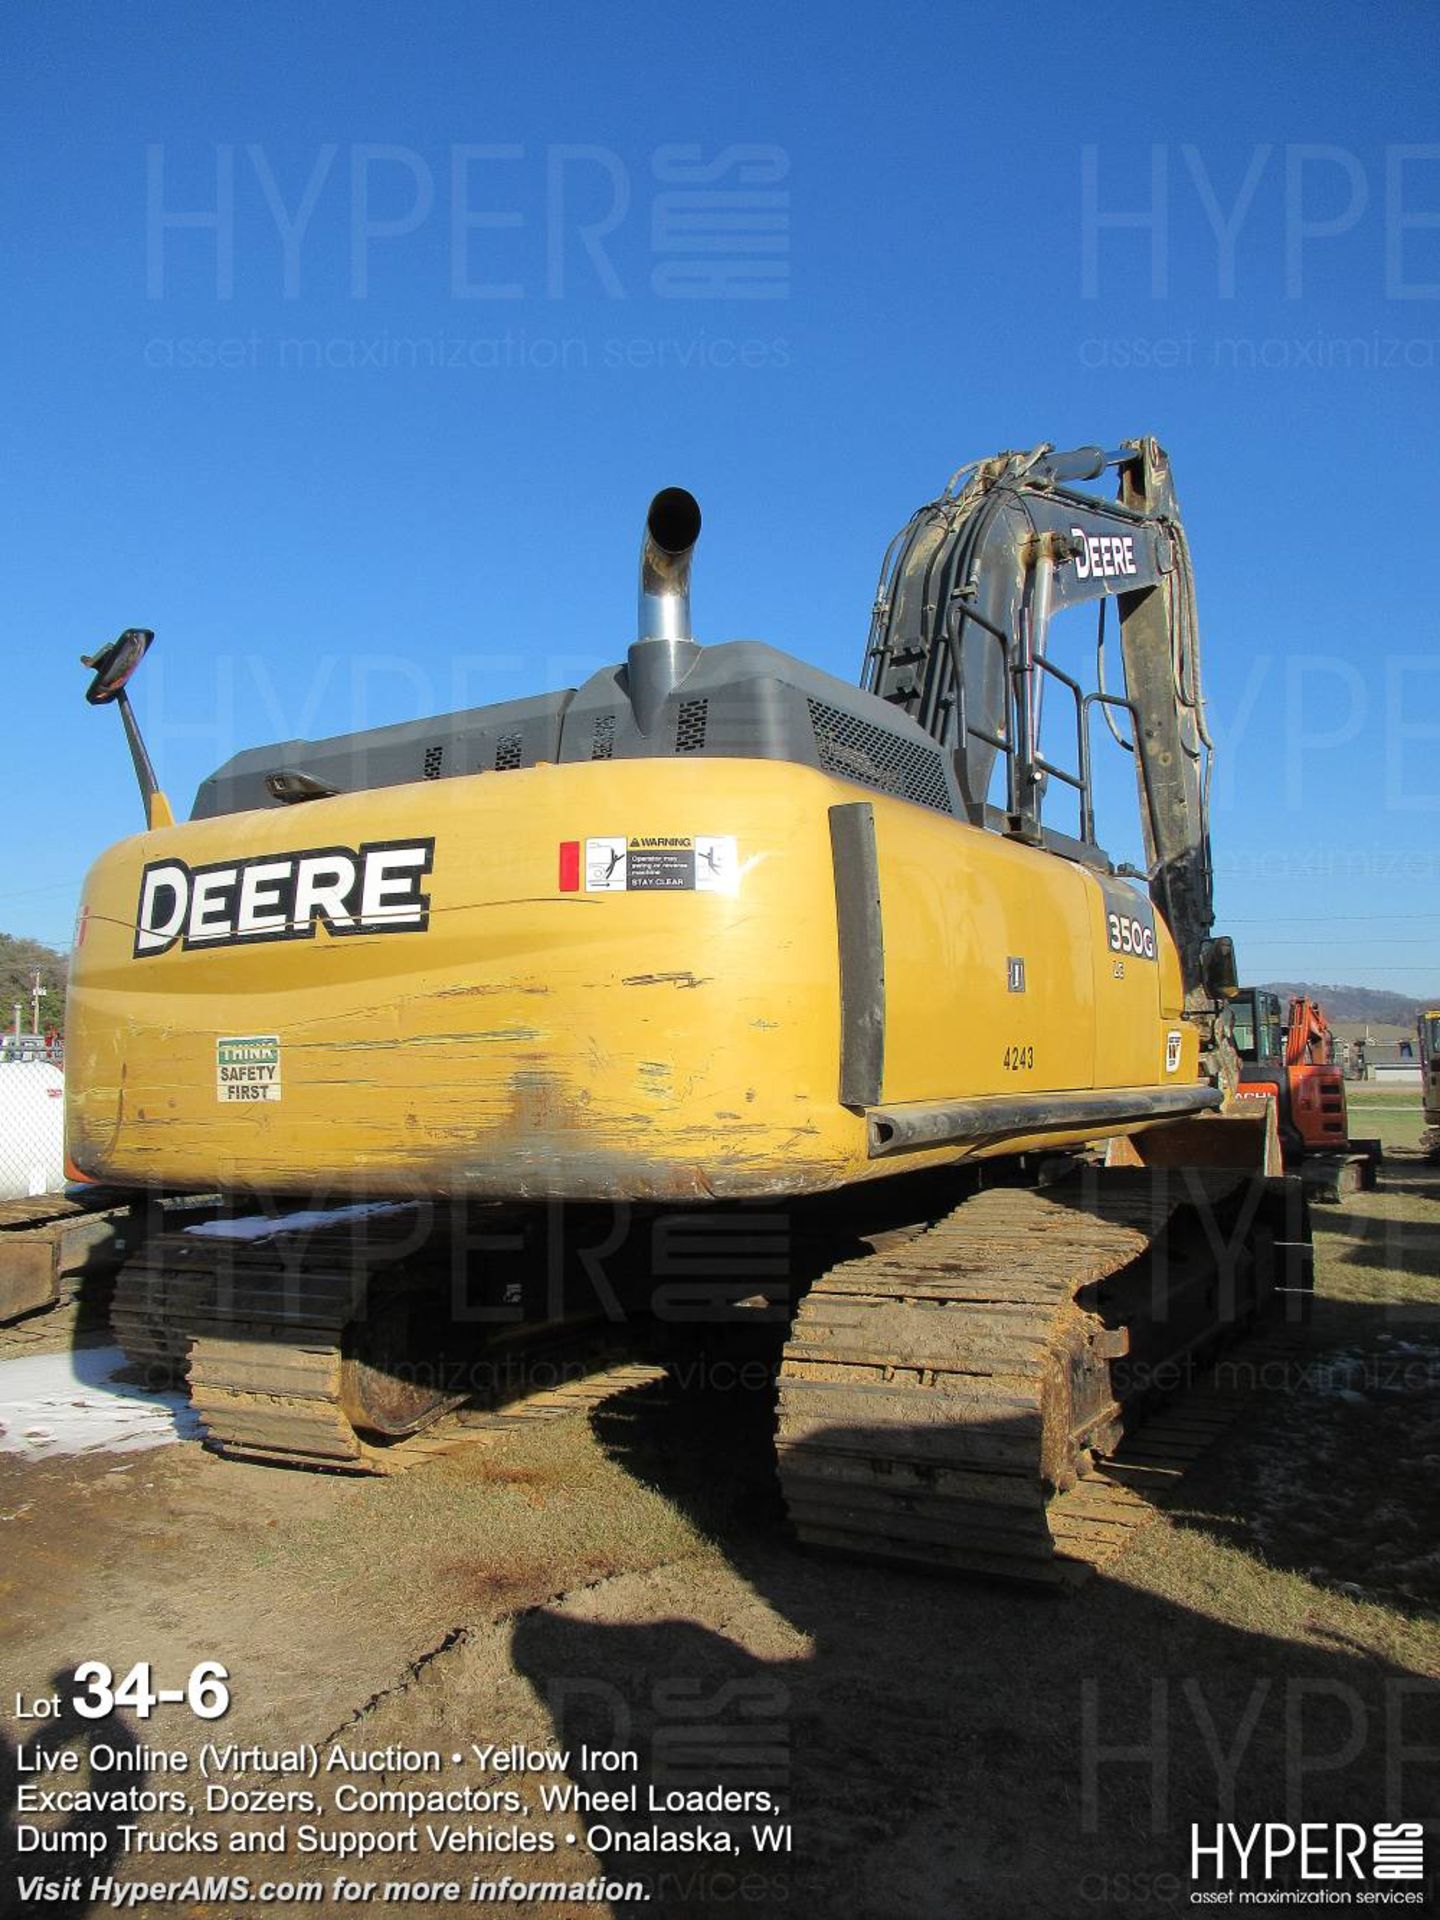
xmin=1228 ymin=988 xmax=1380 ymax=1200
xmin=1419 ymin=1007 xmax=1440 ymax=1158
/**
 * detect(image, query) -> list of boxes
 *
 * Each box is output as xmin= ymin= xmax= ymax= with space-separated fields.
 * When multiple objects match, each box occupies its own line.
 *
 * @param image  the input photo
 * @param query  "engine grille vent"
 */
xmin=807 ymin=699 xmax=953 ymax=813
xmin=422 ymin=744 xmax=445 ymax=780
xmin=494 ymin=732 xmax=523 ymax=772
xmin=675 ymin=698 xmax=708 ymax=753
xmin=591 ymin=714 xmax=616 ymax=760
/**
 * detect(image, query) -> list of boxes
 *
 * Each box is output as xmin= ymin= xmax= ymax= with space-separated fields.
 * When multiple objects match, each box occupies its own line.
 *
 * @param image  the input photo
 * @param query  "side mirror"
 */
xmin=1200 ymin=935 xmax=1239 ymax=999
xmin=79 ymin=627 xmax=173 ymax=828
xmin=81 ymin=628 xmax=154 ymax=706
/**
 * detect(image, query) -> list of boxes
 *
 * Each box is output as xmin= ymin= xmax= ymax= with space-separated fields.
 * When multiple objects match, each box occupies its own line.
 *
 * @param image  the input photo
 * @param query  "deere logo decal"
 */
xmin=1071 ymin=526 xmax=1140 ymax=580
xmin=133 ymin=840 xmax=434 ymax=957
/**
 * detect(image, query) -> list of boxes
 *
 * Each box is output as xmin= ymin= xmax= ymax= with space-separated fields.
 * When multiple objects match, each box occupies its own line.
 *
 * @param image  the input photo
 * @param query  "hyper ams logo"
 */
xmin=132 ymin=841 xmax=435 ymax=957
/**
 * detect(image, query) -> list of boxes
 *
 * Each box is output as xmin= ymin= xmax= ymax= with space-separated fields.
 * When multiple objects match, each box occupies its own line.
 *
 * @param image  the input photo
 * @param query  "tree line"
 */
xmin=0 ymin=933 xmax=68 ymax=1034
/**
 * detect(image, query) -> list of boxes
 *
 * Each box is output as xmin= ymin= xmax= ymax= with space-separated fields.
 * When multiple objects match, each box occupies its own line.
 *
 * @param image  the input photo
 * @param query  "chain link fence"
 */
xmin=0 ymin=1057 xmax=66 ymax=1202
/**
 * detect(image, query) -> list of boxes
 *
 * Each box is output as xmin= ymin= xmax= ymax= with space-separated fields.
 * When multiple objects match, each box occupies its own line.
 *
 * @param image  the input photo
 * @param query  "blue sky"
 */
xmin=4 ymin=1 xmax=1438 ymax=994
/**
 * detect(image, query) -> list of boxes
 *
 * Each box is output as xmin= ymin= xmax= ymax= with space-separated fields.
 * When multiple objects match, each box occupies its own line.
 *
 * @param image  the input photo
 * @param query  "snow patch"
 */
xmin=0 ymin=1345 xmax=201 ymax=1459
xmin=183 ymin=1202 xmax=411 ymax=1243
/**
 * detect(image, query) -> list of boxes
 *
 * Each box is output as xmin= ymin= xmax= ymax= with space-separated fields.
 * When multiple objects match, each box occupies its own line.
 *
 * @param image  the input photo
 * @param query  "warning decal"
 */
xmin=576 ymin=836 xmax=738 ymax=895
xmin=217 ymin=1034 xmax=283 ymax=1102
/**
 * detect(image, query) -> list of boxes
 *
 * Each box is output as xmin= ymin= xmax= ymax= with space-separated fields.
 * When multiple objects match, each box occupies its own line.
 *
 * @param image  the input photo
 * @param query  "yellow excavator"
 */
xmin=62 ymin=439 xmax=1309 ymax=1582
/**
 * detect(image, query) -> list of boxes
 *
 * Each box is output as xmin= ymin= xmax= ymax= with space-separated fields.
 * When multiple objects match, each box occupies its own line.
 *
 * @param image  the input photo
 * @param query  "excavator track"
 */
xmin=776 ymin=1168 xmax=1308 ymax=1585
xmin=111 ymin=1250 xmax=191 ymax=1384
xmin=113 ymin=1210 xmax=663 ymax=1475
xmin=184 ymin=1319 xmax=664 ymax=1475
xmin=0 ymin=1192 xmax=140 ymax=1325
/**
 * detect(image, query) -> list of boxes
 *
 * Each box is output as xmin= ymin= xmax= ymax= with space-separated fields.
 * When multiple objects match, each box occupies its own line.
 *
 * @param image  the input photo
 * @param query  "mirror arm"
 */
xmin=116 ymin=692 xmax=175 ymax=827
xmin=117 ymin=689 xmax=161 ymax=805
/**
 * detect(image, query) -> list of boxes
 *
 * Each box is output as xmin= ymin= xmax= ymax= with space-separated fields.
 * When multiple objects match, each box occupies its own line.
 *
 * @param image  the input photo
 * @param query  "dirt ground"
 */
xmin=2 ymin=1130 xmax=1438 ymax=1920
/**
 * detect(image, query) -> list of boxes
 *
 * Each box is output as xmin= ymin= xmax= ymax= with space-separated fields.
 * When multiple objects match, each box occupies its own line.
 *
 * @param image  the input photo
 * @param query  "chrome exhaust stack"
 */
xmin=628 ymin=487 xmax=702 ymax=734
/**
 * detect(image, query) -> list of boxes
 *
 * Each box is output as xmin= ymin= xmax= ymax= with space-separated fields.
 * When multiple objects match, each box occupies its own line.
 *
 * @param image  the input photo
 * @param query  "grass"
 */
xmin=1145 ymin=1128 xmax=1440 ymax=1620
xmin=1346 ymin=1084 xmax=1432 ymax=1152
xmin=219 ymin=1404 xmax=724 ymax=1619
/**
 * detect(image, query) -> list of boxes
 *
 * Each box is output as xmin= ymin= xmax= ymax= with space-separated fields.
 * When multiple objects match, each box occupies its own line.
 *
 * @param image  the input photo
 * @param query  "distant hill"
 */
xmin=1259 ymin=982 xmax=1438 ymax=1025
xmin=0 ymin=932 xmax=68 ymax=1033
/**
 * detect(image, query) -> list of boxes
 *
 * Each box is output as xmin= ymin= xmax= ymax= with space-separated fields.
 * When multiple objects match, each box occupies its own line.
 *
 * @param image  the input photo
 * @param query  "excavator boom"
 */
xmin=1285 ymin=996 xmax=1334 ymax=1067
xmin=864 ymin=439 xmax=1226 ymax=1012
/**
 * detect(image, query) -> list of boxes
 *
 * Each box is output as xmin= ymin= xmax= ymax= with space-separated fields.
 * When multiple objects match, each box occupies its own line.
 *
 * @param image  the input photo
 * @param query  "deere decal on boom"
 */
xmin=54 ymin=440 xmax=1313 ymax=1584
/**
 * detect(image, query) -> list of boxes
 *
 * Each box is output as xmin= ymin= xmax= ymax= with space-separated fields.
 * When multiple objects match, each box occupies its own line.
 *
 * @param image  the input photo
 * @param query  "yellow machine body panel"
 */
xmin=66 ymin=759 xmax=1201 ymax=1201
xmin=874 ymin=798 xmax=1189 ymax=1100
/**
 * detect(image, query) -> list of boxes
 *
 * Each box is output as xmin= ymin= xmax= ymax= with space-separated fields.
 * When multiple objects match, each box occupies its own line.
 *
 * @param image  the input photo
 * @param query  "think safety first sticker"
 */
xmin=559 ymin=836 xmax=738 ymax=895
xmin=217 ymin=1034 xmax=282 ymax=1102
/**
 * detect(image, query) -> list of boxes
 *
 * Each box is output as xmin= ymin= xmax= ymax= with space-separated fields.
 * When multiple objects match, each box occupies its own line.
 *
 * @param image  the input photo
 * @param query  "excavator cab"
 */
xmin=1229 ymin=988 xmax=1304 ymax=1154
xmin=1229 ymin=989 xmax=1285 ymax=1072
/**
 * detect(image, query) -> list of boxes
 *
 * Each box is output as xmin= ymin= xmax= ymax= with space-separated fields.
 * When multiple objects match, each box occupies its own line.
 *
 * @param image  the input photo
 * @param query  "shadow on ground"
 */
xmin=0 ymin=1673 xmax=142 ymax=1919
xmin=511 ymin=1336 xmax=1440 ymax=1920
xmin=506 ymin=1164 xmax=1440 ymax=1916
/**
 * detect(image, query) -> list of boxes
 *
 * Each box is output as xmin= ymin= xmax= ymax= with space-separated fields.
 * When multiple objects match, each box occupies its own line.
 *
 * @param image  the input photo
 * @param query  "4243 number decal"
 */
xmin=1002 ymin=1044 xmax=1035 ymax=1071
xmin=1107 ymin=911 xmax=1156 ymax=960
